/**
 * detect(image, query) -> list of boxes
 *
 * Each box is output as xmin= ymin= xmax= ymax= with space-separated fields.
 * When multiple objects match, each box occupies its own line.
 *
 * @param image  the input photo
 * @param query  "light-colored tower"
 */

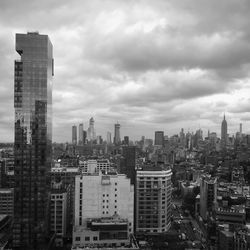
xmin=221 ymin=114 xmax=228 ymax=148
xmin=114 ymin=123 xmax=121 ymax=145
xmin=78 ymin=123 xmax=83 ymax=145
xmin=136 ymin=164 xmax=172 ymax=234
xmin=72 ymin=125 xmax=77 ymax=145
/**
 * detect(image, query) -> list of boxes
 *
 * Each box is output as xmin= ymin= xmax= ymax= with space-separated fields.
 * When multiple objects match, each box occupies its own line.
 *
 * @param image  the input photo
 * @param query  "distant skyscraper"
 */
xmin=124 ymin=136 xmax=129 ymax=145
xmin=179 ymin=128 xmax=186 ymax=147
xmin=221 ymin=114 xmax=228 ymax=148
xmin=72 ymin=125 xmax=77 ymax=145
xmin=106 ymin=131 xmax=112 ymax=144
xmin=154 ymin=131 xmax=164 ymax=146
xmin=87 ymin=117 xmax=96 ymax=142
xmin=114 ymin=123 xmax=121 ymax=145
xmin=78 ymin=123 xmax=83 ymax=145
xmin=13 ymin=32 xmax=53 ymax=249
xmin=83 ymin=130 xmax=87 ymax=144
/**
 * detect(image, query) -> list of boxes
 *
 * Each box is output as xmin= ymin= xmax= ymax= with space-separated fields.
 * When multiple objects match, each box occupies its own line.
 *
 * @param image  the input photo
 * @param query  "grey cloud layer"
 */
xmin=0 ymin=0 xmax=250 ymax=141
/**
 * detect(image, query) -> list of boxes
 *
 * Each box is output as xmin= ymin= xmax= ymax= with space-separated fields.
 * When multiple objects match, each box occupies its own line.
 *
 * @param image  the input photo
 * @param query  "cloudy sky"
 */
xmin=1 ymin=0 xmax=250 ymax=142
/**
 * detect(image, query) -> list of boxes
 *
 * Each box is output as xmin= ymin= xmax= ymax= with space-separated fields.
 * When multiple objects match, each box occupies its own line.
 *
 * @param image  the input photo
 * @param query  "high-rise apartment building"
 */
xmin=78 ymin=123 xmax=83 ymax=145
xmin=72 ymin=125 xmax=77 ymax=145
xmin=73 ymin=172 xmax=134 ymax=248
xmin=154 ymin=131 xmax=164 ymax=146
xmin=114 ymin=123 xmax=121 ymax=145
xmin=221 ymin=114 xmax=228 ymax=149
xmin=136 ymin=164 xmax=172 ymax=234
xmin=13 ymin=32 xmax=53 ymax=249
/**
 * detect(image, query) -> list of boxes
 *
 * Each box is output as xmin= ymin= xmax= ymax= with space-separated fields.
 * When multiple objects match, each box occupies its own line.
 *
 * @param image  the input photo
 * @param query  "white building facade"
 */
xmin=73 ymin=172 xmax=134 ymax=248
xmin=136 ymin=166 xmax=172 ymax=234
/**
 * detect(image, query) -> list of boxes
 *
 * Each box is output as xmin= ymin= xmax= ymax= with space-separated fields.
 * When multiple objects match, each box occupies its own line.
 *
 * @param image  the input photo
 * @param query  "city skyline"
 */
xmin=1 ymin=0 xmax=250 ymax=142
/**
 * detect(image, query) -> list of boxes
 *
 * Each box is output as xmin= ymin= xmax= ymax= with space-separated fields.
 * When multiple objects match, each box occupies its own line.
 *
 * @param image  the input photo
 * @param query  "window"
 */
xmin=115 ymin=188 xmax=117 ymax=191
xmin=93 ymin=236 xmax=98 ymax=241
xmin=75 ymin=237 xmax=80 ymax=241
xmin=115 ymin=200 xmax=117 ymax=203
xmin=115 ymin=194 xmax=117 ymax=197
xmin=115 ymin=183 xmax=117 ymax=185
xmin=85 ymin=236 xmax=90 ymax=241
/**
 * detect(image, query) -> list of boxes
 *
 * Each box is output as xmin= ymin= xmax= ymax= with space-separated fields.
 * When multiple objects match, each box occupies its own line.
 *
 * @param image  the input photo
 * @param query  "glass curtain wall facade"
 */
xmin=13 ymin=32 xmax=53 ymax=250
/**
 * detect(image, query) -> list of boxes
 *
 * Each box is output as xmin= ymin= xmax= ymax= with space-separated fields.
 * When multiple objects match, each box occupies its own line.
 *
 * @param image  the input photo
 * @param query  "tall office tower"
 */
xmin=87 ymin=117 xmax=96 ymax=142
xmin=72 ymin=125 xmax=77 ymax=145
xmin=78 ymin=123 xmax=83 ymax=145
xmin=114 ymin=123 xmax=121 ymax=145
xmin=154 ymin=131 xmax=164 ymax=146
xmin=73 ymin=172 xmax=134 ymax=248
xmin=200 ymin=175 xmax=217 ymax=221
xmin=240 ymin=123 xmax=242 ymax=135
xmin=136 ymin=164 xmax=172 ymax=234
xmin=221 ymin=114 xmax=228 ymax=149
xmin=13 ymin=32 xmax=53 ymax=249
xmin=106 ymin=131 xmax=112 ymax=144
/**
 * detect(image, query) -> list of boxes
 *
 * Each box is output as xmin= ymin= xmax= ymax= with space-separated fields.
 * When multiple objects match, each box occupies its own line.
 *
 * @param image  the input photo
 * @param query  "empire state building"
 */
xmin=221 ymin=114 xmax=227 ymax=149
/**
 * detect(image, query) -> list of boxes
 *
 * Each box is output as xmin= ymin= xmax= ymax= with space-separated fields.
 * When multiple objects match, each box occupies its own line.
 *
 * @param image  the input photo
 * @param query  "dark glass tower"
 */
xmin=13 ymin=32 xmax=53 ymax=249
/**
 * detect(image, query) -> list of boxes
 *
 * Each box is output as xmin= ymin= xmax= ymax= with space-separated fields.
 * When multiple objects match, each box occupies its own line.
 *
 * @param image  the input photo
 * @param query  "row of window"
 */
xmin=75 ymin=236 xmax=98 ymax=242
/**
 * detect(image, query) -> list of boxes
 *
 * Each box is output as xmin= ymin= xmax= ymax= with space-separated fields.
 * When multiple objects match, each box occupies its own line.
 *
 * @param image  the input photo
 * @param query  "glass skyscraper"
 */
xmin=13 ymin=32 xmax=53 ymax=249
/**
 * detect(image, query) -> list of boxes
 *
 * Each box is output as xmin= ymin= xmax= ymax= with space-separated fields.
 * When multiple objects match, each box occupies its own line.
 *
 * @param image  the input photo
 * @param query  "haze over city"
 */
xmin=1 ymin=0 xmax=250 ymax=142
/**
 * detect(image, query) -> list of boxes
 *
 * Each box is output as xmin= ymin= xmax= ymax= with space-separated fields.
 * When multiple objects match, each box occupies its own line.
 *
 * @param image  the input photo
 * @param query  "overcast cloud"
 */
xmin=0 ymin=0 xmax=250 ymax=142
